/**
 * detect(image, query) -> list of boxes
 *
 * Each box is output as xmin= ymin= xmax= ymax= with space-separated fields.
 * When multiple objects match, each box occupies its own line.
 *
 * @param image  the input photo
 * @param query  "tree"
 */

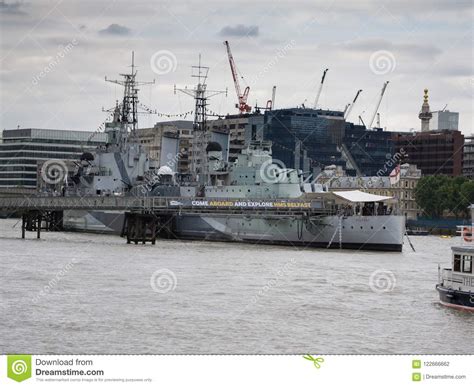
xmin=460 ymin=180 xmax=474 ymax=218
xmin=414 ymin=175 xmax=471 ymax=218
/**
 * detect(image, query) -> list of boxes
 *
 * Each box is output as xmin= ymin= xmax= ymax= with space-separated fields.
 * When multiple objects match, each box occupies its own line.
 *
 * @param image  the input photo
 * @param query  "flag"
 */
xmin=389 ymin=165 xmax=401 ymax=185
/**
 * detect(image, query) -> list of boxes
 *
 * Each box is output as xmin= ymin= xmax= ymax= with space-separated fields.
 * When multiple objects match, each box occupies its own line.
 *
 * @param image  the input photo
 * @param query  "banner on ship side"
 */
xmin=168 ymin=198 xmax=323 ymax=209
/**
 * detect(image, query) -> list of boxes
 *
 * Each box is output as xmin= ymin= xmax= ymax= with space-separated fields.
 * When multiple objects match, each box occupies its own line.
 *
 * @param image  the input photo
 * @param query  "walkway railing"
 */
xmin=0 ymin=195 xmax=334 ymax=215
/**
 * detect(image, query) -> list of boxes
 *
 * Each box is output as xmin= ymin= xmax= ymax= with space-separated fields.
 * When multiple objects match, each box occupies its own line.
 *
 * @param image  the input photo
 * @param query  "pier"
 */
xmin=0 ymin=195 xmax=333 ymax=244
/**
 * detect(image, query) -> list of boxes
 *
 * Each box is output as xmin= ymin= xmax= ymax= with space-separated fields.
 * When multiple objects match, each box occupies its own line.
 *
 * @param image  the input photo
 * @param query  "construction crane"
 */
xmin=223 ymin=41 xmax=251 ymax=114
xmin=368 ymin=81 xmax=389 ymax=129
xmin=254 ymin=86 xmax=277 ymax=113
xmin=313 ymin=68 xmax=329 ymax=109
xmin=344 ymin=89 xmax=362 ymax=121
xmin=271 ymin=85 xmax=276 ymax=110
xmin=343 ymin=103 xmax=350 ymax=115
xmin=263 ymin=86 xmax=277 ymax=110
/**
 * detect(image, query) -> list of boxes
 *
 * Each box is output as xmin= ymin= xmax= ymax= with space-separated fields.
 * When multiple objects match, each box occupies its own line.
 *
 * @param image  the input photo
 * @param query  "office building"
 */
xmin=392 ymin=130 xmax=464 ymax=176
xmin=0 ymin=128 xmax=106 ymax=189
xmin=431 ymin=110 xmax=459 ymax=131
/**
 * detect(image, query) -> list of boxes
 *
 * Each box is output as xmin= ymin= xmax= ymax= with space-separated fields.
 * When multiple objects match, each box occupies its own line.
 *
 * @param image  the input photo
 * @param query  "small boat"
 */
xmin=406 ymin=227 xmax=429 ymax=236
xmin=436 ymin=246 xmax=474 ymax=312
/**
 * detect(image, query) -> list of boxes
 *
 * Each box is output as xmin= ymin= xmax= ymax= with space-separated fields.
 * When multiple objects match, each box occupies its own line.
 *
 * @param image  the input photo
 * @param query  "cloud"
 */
xmin=0 ymin=0 xmax=26 ymax=15
xmin=99 ymin=23 xmax=131 ymax=36
xmin=341 ymin=38 xmax=442 ymax=60
xmin=219 ymin=24 xmax=259 ymax=37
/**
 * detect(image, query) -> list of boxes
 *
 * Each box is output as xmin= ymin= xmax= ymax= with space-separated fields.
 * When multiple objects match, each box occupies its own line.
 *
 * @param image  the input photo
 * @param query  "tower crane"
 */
xmin=271 ymin=85 xmax=276 ymax=109
xmin=254 ymin=86 xmax=277 ymax=112
xmin=224 ymin=41 xmax=251 ymax=114
xmin=313 ymin=68 xmax=329 ymax=109
xmin=344 ymin=89 xmax=362 ymax=121
xmin=368 ymin=81 xmax=389 ymax=129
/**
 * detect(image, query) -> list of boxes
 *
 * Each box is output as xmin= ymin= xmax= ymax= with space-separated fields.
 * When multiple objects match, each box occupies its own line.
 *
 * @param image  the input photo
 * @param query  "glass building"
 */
xmin=260 ymin=108 xmax=395 ymax=177
xmin=262 ymin=108 xmax=347 ymax=175
xmin=0 ymin=128 xmax=107 ymax=189
xmin=343 ymin=123 xmax=395 ymax=176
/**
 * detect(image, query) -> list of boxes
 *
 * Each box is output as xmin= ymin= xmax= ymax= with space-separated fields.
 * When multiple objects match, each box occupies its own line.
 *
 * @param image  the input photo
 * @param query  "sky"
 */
xmin=0 ymin=0 xmax=472 ymax=134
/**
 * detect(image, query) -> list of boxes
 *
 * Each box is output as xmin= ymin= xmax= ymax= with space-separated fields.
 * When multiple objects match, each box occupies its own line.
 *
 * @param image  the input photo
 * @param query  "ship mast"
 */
xmin=175 ymin=55 xmax=226 ymax=185
xmin=104 ymin=52 xmax=156 ymax=136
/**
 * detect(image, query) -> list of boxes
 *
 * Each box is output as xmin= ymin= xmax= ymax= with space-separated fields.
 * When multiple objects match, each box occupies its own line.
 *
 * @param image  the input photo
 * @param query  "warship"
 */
xmin=62 ymin=55 xmax=405 ymax=251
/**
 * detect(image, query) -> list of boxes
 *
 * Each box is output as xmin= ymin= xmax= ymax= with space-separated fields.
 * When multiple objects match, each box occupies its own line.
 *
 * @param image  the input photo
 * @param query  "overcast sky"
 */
xmin=0 ymin=0 xmax=472 ymax=134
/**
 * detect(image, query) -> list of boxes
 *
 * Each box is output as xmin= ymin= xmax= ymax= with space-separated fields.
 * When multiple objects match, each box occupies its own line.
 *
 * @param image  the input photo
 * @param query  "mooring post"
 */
xmin=121 ymin=213 xmax=128 ymax=238
xmin=151 ymin=218 xmax=157 ymax=245
xmin=37 ymin=212 xmax=42 ymax=239
xmin=21 ymin=214 xmax=26 ymax=239
xmin=134 ymin=216 xmax=139 ymax=245
xmin=142 ymin=216 xmax=147 ymax=245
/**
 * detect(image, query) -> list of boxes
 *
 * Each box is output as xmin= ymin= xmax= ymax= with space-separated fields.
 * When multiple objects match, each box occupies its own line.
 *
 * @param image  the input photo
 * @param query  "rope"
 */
xmin=327 ymin=215 xmax=342 ymax=248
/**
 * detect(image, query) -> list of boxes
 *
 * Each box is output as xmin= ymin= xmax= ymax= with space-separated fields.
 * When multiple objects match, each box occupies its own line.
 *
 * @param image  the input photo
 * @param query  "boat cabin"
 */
xmin=439 ymin=246 xmax=474 ymax=292
xmin=452 ymin=247 xmax=473 ymax=276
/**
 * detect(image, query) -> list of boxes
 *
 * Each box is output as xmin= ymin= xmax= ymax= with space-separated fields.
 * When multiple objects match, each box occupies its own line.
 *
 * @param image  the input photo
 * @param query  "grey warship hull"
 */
xmin=64 ymin=210 xmax=404 ymax=251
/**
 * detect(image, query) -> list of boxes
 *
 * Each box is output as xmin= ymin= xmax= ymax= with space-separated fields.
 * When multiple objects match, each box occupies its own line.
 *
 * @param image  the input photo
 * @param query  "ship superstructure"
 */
xmin=69 ymin=53 xmax=157 ymax=197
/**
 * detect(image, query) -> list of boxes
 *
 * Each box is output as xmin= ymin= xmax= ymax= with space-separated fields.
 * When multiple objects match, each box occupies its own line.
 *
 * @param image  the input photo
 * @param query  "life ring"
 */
xmin=463 ymin=226 xmax=472 ymax=242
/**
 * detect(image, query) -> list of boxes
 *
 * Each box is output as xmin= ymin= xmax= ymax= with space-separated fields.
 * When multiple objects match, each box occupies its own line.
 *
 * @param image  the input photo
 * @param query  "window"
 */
xmin=453 ymin=254 xmax=461 ymax=272
xmin=462 ymin=255 xmax=472 ymax=273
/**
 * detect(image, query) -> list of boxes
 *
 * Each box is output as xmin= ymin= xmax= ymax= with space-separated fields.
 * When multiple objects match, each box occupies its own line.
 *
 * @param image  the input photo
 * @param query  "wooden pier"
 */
xmin=21 ymin=210 xmax=63 ymax=239
xmin=120 ymin=212 xmax=174 ymax=244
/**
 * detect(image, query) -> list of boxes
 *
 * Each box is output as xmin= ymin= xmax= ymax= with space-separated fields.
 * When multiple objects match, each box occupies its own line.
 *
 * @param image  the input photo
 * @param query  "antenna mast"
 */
xmin=104 ymin=51 xmax=155 ymax=135
xmin=174 ymin=55 xmax=227 ymax=184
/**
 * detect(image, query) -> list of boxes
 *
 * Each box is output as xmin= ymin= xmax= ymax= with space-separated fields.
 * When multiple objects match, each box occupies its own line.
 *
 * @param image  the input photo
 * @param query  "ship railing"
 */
xmin=0 ymin=195 xmax=335 ymax=215
xmin=439 ymin=267 xmax=467 ymax=288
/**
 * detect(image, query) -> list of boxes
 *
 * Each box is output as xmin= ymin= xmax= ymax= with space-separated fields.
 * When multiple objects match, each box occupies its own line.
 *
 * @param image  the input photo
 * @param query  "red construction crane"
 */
xmin=224 ymin=40 xmax=251 ymax=114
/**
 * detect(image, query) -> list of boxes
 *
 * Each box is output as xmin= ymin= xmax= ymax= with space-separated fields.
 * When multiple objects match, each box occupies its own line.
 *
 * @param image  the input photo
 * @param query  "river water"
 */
xmin=0 ymin=218 xmax=472 ymax=354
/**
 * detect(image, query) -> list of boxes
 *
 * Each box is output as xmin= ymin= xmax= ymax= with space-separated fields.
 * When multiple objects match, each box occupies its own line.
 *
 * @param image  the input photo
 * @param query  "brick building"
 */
xmin=392 ymin=130 xmax=464 ymax=176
